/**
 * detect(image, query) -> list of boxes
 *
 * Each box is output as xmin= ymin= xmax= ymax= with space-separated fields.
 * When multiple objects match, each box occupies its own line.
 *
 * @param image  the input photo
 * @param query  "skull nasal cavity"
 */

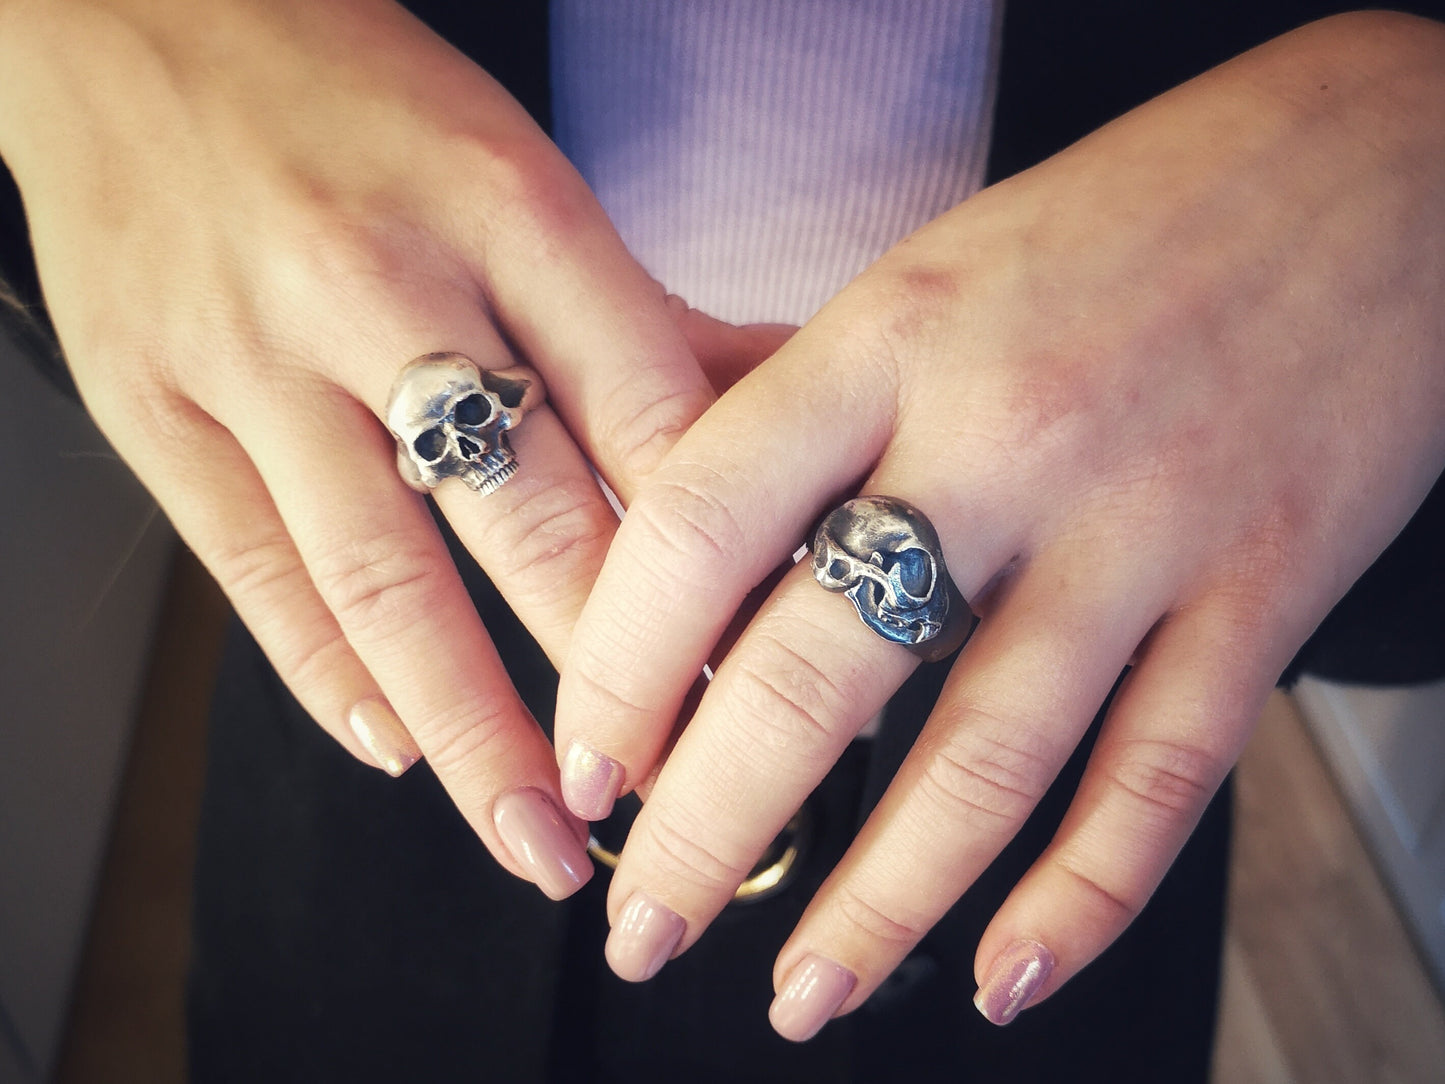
xmin=457 ymin=436 xmax=482 ymax=459
xmin=454 ymin=394 xmax=494 ymax=427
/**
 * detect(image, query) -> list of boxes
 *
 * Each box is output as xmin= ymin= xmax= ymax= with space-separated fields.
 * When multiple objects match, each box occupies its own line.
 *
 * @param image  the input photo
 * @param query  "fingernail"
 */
xmin=974 ymin=939 xmax=1055 ymax=1025
xmin=561 ymin=740 xmax=625 ymax=821
xmin=769 ymin=954 xmax=857 ymax=1042
xmin=347 ymin=698 xmax=422 ymax=777
xmin=605 ymin=892 xmax=685 ymax=982
xmin=492 ymin=788 xmax=594 ymax=900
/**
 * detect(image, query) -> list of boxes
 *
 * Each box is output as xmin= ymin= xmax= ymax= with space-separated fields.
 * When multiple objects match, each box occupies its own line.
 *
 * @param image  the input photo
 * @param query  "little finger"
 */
xmin=95 ymin=392 xmax=416 ymax=774
xmin=969 ymin=597 xmax=1285 ymax=1025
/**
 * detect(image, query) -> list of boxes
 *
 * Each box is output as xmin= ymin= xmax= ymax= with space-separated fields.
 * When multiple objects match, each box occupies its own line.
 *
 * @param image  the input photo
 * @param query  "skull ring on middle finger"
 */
xmin=811 ymin=495 xmax=975 ymax=662
xmin=386 ymin=352 xmax=545 ymax=495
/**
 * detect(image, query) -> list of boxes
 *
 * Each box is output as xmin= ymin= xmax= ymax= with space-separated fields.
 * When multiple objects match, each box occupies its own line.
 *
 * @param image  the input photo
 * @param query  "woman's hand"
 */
xmin=0 ymin=0 xmax=727 ymax=899
xmin=553 ymin=12 xmax=1445 ymax=1034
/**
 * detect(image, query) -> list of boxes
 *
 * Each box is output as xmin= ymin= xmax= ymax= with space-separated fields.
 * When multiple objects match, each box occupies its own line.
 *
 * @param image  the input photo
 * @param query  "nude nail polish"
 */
xmin=974 ymin=939 xmax=1055 ymax=1025
xmin=605 ymin=892 xmax=685 ymax=982
xmin=561 ymin=740 xmax=625 ymax=821
xmin=492 ymin=788 xmax=594 ymax=900
xmin=769 ymin=954 xmax=857 ymax=1042
xmin=347 ymin=698 xmax=422 ymax=777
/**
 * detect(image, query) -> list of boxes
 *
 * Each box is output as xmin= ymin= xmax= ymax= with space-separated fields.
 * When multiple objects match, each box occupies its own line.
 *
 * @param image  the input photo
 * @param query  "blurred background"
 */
xmin=3 ymin=322 xmax=1444 ymax=1084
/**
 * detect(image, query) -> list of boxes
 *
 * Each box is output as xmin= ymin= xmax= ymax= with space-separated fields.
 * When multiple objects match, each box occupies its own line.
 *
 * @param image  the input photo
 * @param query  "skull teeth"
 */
xmin=461 ymin=455 xmax=518 ymax=495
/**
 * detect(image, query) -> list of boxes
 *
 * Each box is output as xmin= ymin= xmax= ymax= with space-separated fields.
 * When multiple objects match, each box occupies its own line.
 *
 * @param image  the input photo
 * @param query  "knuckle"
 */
xmin=274 ymin=196 xmax=439 ymax=302
xmin=261 ymin=187 xmax=477 ymax=334
xmin=89 ymin=364 xmax=207 ymax=460
xmin=626 ymin=471 xmax=750 ymax=579
xmin=204 ymin=533 xmax=367 ymax=697
xmin=832 ymin=882 xmax=929 ymax=949
xmin=637 ymin=809 xmax=752 ymax=895
xmin=487 ymin=478 xmax=616 ymax=598
xmin=917 ymin=716 xmax=1054 ymax=829
xmin=843 ymin=265 xmax=958 ymax=389
xmin=563 ymin=645 xmax=655 ymax=722
xmin=479 ymin=142 xmax=593 ymax=257
xmin=1106 ymin=737 xmax=1222 ymax=823
xmin=209 ymin=532 xmax=308 ymax=604
xmin=309 ymin=530 xmax=448 ymax=636
xmin=873 ymin=266 xmax=961 ymax=353
xmin=276 ymin=626 xmax=354 ymax=696
xmin=1210 ymin=544 xmax=1299 ymax=650
xmin=87 ymin=345 xmax=175 ymax=422
xmin=595 ymin=383 xmax=711 ymax=482
xmin=1235 ymin=505 xmax=1303 ymax=590
xmin=1054 ymin=857 xmax=1143 ymax=929
xmin=411 ymin=698 xmax=520 ymax=780
xmin=722 ymin=638 xmax=848 ymax=757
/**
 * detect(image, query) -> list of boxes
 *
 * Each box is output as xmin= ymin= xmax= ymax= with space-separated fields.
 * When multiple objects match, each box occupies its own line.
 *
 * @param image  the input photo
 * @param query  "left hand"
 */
xmin=553 ymin=12 xmax=1445 ymax=1037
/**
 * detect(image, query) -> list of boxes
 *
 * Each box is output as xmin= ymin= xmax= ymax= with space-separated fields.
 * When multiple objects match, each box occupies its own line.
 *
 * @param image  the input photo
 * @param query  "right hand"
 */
xmin=0 ymin=0 xmax=720 ymax=899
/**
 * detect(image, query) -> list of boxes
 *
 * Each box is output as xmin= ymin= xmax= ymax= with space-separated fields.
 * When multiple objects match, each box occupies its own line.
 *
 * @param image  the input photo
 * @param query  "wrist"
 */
xmin=0 ymin=0 xmax=179 ymax=181
xmin=1250 ymin=12 xmax=1445 ymax=172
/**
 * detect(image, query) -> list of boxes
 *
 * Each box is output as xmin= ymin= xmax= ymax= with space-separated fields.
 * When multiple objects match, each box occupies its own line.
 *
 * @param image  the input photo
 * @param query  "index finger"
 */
xmin=552 ymin=332 xmax=901 ymax=820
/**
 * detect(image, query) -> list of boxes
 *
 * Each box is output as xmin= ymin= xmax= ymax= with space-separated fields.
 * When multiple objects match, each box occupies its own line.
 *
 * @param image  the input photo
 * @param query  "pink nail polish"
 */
xmin=769 ymin=954 xmax=857 ymax=1042
xmin=974 ymin=939 xmax=1055 ymax=1025
xmin=605 ymin=892 xmax=685 ymax=982
xmin=561 ymin=740 xmax=625 ymax=821
xmin=347 ymin=697 xmax=422 ymax=777
xmin=492 ymin=788 xmax=594 ymax=900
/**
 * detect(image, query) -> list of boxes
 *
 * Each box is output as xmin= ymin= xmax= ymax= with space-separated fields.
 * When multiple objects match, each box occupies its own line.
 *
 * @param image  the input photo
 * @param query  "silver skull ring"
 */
xmin=812 ymin=495 xmax=973 ymax=662
xmin=386 ymin=353 xmax=544 ymax=495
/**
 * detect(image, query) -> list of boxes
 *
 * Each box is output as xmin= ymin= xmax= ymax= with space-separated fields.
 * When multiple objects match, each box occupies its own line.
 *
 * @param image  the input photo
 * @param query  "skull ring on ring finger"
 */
xmin=811 ymin=495 xmax=975 ymax=663
xmin=386 ymin=352 xmax=546 ymax=495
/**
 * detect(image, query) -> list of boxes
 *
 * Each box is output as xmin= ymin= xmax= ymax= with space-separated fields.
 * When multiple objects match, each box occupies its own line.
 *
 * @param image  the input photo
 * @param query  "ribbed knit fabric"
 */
xmin=551 ymin=0 xmax=1001 ymax=327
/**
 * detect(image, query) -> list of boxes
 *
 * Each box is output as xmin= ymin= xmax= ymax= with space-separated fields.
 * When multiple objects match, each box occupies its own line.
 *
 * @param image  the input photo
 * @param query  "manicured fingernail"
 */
xmin=769 ymin=954 xmax=857 ymax=1042
xmin=492 ymin=788 xmax=594 ymax=900
xmin=605 ymin=892 xmax=685 ymax=982
xmin=561 ymin=740 xmax=624 ymax=821
xmin=974 ymin=939 xmax=1055 ymax=1025
xmin=347 ymin=697 xmax=422 ymax=777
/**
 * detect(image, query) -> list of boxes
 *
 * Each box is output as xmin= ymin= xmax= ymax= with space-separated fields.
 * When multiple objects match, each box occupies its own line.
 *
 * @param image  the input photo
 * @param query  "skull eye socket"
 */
xmin=454 ymin=393 xmax=494 ymax=428
xmin=826 ymin=559 xmax=850 ymax=581
xmin=413 ymin=427 xmax=449 ymax=463
xmin=890 ymin=548 xmax=935 ymax=598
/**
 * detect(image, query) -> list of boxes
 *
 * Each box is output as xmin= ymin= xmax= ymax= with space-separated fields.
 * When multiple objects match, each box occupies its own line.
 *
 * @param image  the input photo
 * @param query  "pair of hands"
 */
xmin=6 ymin=0 xmax=1444 ymax=1041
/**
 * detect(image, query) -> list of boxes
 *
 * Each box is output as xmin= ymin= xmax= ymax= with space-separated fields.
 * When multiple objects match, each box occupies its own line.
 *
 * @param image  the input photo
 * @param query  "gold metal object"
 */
xmin=587 ymin=804 xmax=811 ymax=905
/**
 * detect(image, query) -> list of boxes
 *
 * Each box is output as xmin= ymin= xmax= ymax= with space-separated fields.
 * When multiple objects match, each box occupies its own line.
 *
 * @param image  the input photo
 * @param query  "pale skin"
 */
xmin=0 ymin=0 xmax=782 ymax=897
xmin=7 ymin=0 xmax=1445 ymax=1048
xmin=554 ymin=12 xmax=1445 ymax=1035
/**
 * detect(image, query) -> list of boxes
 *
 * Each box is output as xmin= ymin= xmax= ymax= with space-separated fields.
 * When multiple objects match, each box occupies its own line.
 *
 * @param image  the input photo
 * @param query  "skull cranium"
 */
xmin=386 ymin=353 xmax=532 ymax=494
xmin=812 ymin=495 xmax=958 ymax=655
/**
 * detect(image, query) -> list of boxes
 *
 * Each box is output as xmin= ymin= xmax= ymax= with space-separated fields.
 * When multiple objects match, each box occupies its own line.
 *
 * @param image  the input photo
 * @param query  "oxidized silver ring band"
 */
xmin=386 ymin=352 xmax=545 ymax=495
xmin=811 ymin=495 xmax=974 ymax=663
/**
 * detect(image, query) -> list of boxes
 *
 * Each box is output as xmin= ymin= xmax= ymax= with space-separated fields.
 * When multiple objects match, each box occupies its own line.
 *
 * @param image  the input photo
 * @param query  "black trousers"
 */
xmin=188 ymin=536 xmax=1231 ymax=1084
